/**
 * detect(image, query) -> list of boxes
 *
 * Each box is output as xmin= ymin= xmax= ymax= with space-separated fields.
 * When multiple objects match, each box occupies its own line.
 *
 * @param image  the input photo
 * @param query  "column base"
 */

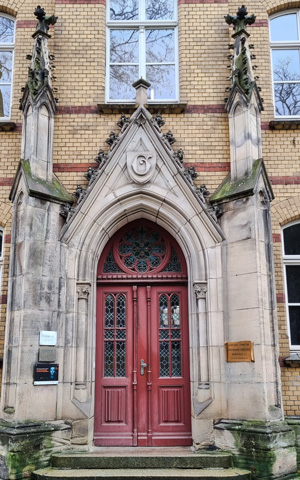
xmin=0 ymin=420 xmax=71 ymax=479
xmin=214 ymin=419 xmax=297 ymax=479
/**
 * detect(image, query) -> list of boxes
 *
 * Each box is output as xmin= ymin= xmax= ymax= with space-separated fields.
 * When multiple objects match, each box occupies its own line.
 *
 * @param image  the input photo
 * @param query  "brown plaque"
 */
xmin=225 ymin=341 xmax=254 ymax=362
xmin=38 ymin=347 xmax=56 ymax=362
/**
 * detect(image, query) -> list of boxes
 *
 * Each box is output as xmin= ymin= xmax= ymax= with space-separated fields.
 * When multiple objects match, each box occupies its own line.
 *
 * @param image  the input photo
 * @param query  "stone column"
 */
xmin=193 ymin=281 xmax=212 ymax=416
xmin=194 ymin=282 xmax=208 ymax=388
xmin=74 ymin=282 xmax=91 ymax=403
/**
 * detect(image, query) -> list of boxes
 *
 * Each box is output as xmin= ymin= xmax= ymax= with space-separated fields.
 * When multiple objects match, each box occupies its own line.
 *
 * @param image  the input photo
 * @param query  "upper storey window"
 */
xmin=282 ymin=222 xmax=300 ymax=350
xmin=270 ymin=12 xmax=300 ymax=117
xmin=106 ymin=0 xmax=178 ymax=102
xmin=0 ymin=14 xmax=15 ymax=119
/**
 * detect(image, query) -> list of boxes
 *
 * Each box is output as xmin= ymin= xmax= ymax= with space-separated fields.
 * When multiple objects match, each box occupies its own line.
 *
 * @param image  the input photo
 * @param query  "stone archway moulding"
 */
xmin=59 ymin=106 xmax=224 ymax=442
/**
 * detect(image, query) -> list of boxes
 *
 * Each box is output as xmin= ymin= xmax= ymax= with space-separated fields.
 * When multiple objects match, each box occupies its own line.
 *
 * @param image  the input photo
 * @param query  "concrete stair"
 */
xmin=32 ymin=449 xmax=251 ymax=480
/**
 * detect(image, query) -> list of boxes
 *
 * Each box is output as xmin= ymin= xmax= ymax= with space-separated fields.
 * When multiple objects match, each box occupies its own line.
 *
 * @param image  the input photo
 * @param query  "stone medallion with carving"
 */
xmin=127 ymin=150 xmax=156 ymax=184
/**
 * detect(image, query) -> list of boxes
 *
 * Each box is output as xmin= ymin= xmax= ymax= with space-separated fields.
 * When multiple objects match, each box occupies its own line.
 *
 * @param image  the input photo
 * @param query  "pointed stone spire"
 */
xmin=27 ymin=6 xmax=57 ymax=98
xmin=225 ymin=6 xmax=263 ymax=182
xmin=19 ymin=6 xmax=58 ymax=182
xmin=133 ymin=78 xmax=151 ymax=107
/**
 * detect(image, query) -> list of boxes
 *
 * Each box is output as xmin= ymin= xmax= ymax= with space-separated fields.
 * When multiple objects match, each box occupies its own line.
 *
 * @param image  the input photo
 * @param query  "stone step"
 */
xmin=51 ymin=452 xmax=233 ymax=470
xmin=32 ymin=467 xmax=252 ymax=480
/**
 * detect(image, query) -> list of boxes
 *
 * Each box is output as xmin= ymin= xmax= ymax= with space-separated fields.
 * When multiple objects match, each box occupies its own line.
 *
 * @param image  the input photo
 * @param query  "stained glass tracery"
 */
xmin=117 ymin=226 xmax=167 ymax=273
xmin=101 ymin=224 xmax=184 ymax=275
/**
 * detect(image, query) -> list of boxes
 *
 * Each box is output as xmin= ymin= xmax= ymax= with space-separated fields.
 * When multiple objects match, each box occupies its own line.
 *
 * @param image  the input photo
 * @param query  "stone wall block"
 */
xmin=227 ymin=271 xmax=260 ymax=311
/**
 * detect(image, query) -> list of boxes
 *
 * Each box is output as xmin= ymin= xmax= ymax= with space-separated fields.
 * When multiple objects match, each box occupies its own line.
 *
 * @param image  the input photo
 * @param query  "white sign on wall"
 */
xmin=39 ymin=331 xmax=57 ymax=346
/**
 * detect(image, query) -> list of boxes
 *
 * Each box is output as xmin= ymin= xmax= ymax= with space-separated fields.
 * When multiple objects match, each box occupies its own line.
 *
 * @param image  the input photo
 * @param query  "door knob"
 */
xmin=140 ymin=359 xmax=147 ymax=375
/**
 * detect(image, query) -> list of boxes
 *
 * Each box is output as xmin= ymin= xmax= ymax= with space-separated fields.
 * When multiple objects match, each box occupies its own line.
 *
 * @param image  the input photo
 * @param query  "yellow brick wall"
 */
xmin=1 ymin=0 xmax=300 ymax=415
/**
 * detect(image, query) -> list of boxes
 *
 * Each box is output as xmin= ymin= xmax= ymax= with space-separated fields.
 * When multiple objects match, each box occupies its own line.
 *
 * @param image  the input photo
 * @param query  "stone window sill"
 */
xmin=0 ymin=121 xmax=16 ymax=132
xmin=269 ymin=119 xmax=300 ymax=130
xmin=284 ymin=353 xmax=300 ymax=367
xmin=97 ymin=103 xmax=187 ymax=114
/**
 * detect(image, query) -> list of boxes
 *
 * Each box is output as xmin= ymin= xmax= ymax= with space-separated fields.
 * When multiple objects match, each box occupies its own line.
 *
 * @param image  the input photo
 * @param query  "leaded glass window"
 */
xmin=270 ymin=12 xmax=300 ymax=116
xmin=117 ymin=225 xmax=167 ymax=273
xmin=106 ymin=0 xmax=178 ymax=102
xmin=283 ymin=222 xmax=300 ymax=349
xmin=162 ymin=248 xmax=182 ymax=272
xmin=103 ymin=248 xmax=122 ymax=273
xmin=0 ymin=15 xmax=15 ymax=119
xmin=159 ymin=293 xmax=181 ymax=377
xmin=104 ymin=293 xmax=126 ymax=376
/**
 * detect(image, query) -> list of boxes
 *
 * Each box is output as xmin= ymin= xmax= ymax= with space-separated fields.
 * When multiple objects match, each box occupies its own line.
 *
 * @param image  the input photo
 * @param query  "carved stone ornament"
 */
xmin=127 ymin=151 xmax=156 ymax=184
xmin=76 ymin=283 xmax=91 ymax=299
xmin=194 ymin=282 xmax=207 ymax=299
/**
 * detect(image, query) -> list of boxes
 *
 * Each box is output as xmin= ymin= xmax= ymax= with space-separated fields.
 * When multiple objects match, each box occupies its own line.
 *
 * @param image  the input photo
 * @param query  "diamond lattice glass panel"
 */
xmin=116 ymin=341 xmax=126 ymax=376
xmin=159 ymin=329 xmax=169 ymax=339
xmin=171 ymin=329 xmax=180 ymax=339
xmin=109 ymin=0 xmax=138 ymax=20
xmin=160 ymin=294 xmax=169 ymax=327
xmin=284 ymin=224 xmax=300 ymax=255
xmin=0 ymin=16 xmax=14 ymax=43
xmin=118 ymin=226 xmax=167 ymax=273
xmin=104 ymin=293 xmax=127 ymax=377
xmin=104 ymin=342 xmax=114 ymax=377
xmin=117 ymin=294 xmax=126 ymax=327
xmin=146 ymin=0 xmax=174 ymax=20
xmin=105 ymin=330 xmax=114 ymax=339
xmin=171 ymin=341 xmax=181 ymax=376
xmin=105 ymin=295 xmax=115 ymax=327
xmin=171 ymin=294 xmax=180 ymax=327
xmin=103 ymin=249 xmax=122 ymax=273
xmin=116 ymin=329 xmax=126 ymax=339
xmin=160 ymin=341 xmax=169 ymax=376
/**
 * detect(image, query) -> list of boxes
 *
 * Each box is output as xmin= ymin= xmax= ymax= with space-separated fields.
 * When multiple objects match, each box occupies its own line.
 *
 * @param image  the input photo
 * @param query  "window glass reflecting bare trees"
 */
xmin=282 ymin=223 xmax=300 ymax=349
xmin=270 ymin=12 xmax=300 ymax=116
xmin=0 ymin=15 xmax=15 ymax=118
xmin=107 ymin=0 xmax=177 ymax=102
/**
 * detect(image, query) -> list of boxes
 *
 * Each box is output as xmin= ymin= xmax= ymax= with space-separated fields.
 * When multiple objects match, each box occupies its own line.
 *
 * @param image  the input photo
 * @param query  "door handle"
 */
xmin=140 ymin=359 xmax=147 ymax=376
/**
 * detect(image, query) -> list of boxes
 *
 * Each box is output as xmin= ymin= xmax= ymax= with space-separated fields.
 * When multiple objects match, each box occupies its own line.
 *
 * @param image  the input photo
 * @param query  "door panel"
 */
xmin=94 ymin=286 xmax=135 ymax=445
xmin=149 ymin=286 xmax=192 ymax=446
xmin=94 ymin=284 xmax=191 ymax=446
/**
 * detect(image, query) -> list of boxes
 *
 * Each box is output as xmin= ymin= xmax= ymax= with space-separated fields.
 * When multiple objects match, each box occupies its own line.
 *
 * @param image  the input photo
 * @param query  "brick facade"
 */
xmin=1 ymin=0 xmax=300 ymax=418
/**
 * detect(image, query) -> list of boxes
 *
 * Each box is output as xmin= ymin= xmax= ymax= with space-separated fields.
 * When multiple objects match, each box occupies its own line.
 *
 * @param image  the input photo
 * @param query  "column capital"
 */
xmin=193 ymin=281 xmax=207 ymax=299
xmin=76 ymin=282 xmax=91 ymax=299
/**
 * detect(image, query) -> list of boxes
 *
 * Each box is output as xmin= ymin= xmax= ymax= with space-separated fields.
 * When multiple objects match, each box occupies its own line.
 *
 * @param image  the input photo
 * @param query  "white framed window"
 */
xmin=0 ymin=14 xmax=15 ymax=119
xmin=270 ymin=11 xmax=300 ymax=117
xmin=106 ymin=0 xmax=178 ymax=103
xmin=282 ymin=221 xmax=300 ymax=350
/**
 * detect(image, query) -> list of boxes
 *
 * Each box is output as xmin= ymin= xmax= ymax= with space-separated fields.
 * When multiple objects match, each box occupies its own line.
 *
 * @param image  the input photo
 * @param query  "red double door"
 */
xmin=94 ymin=284 xmax=192 ymax=446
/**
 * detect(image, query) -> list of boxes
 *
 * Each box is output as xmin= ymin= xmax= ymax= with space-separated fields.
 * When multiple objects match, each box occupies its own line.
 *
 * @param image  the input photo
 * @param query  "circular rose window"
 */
xmin=113 ymin=225 xmax=170 ymax=274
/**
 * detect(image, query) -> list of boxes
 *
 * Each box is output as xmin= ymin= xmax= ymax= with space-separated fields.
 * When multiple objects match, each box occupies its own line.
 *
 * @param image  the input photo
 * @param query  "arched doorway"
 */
xmin=94 ymin=220 xmax=192 ymax=446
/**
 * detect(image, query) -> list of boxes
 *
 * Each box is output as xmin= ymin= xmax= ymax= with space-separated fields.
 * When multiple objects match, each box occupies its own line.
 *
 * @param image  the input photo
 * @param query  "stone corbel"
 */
xmin=193 ymin=281 xmax=212 ymax=415
xmin=73 ymin=282 xmax=91 ymax=409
